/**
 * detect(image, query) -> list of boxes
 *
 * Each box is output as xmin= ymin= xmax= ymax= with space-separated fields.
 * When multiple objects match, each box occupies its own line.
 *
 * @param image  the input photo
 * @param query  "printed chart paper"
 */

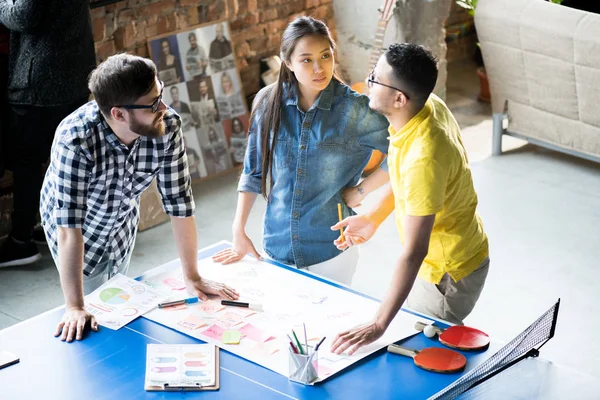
xmin=142 ymin=254 xmax=431 ymax=383
xmin=84 ymin=274 xmax=168 ymax=330
xmin=145 ymin=344 xmax=216 ymax=389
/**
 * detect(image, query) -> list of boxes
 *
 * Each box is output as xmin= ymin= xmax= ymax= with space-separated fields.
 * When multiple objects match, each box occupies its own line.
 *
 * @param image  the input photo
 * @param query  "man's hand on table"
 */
xmin=330 ymin=319 xmax=387 ymax=355
xmin=184 ymin=274 xmax=240 ymax=301
xmin=55 ymin=307 xmax=99 ymax=342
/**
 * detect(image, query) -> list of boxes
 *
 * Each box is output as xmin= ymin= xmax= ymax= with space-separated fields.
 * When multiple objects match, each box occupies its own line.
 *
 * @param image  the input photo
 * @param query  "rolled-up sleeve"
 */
xmin=53 ymin=144 xmax=90 ymax=228
xmin=157 ymin=116 xmax=195 ymax=217
xmin=237 ymin=109 xmax=263 ymax=194
xmin=356 ymin=96 xmax=391 ymax=171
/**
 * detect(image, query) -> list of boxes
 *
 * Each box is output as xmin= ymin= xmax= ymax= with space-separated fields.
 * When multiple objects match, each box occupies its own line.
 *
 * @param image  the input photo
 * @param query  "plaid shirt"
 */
xmin=40 ymin=101 xmax=195 ymax=276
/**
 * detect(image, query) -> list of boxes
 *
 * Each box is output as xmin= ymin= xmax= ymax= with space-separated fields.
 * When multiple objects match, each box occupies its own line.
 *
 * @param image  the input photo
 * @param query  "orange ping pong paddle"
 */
xmin=415 ymin=321 xmax=490 ymax=351
xmin=387 ymin=344 xmax=466 ymax=373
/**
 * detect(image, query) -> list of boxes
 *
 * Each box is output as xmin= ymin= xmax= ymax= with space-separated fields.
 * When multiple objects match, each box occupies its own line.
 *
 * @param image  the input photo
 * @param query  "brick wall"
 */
xmin=91 ymin=0 xmax=336 ymax=98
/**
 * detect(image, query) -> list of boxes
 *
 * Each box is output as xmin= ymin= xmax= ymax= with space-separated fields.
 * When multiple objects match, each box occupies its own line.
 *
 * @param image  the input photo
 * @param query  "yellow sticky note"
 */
xmin=222 ymin=330 xmax=242 ymax=345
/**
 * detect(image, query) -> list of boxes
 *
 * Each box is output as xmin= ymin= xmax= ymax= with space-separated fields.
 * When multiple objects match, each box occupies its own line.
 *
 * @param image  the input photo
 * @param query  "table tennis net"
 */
xmin=429 ymin=299 xmax=560 ymax=400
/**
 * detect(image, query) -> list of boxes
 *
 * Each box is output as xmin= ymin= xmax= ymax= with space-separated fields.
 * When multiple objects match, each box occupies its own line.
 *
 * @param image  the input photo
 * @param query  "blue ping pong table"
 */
xmin=0 ymin=242 xmax=591 ymax=399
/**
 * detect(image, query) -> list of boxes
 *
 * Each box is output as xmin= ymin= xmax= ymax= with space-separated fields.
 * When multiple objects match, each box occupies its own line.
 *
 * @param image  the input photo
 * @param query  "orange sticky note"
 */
xmin=197 ymin=299 xmax=225 ymax=314
xmin=219 ymin=312 xmax=245 ymax=328
xmin=177 ymin=314 xmax=207 ymax=330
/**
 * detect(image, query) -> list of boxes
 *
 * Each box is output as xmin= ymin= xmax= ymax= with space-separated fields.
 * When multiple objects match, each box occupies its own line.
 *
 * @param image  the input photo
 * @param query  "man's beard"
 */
xmin=129 ymin=113 xmax=166 ymax=138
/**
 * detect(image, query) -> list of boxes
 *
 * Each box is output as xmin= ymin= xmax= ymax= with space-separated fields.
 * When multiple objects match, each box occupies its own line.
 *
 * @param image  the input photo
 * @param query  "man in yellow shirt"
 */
xmin=330 ymin=43 xmax=489 ymax=355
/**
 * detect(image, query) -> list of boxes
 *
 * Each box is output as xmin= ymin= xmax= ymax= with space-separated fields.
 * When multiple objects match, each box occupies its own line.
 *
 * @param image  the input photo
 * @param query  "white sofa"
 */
xmin=476 ymin=0 xmax=600 ymax=163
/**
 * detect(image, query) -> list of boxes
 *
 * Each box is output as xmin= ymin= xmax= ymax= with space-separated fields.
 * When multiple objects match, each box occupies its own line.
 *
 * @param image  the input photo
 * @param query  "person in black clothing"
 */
xmin=209 ymin=23 xmax=232 ymax=59
xmin=169 ymin=85 xmax=195 ymax=130
xmin=209 ymin=23 xmax=234 ymax=72
xmin=157 ymin=39 xmax=183 ymax=85
xmin=0 ymin=24 xmax=9 ymax=179
xmin=0 ymin=0 xmax=96 ymax=267
xmin=169 ymin=86 xmax=191 ymax=115
xmin=559 ymin=0 xmax=600 ymax=14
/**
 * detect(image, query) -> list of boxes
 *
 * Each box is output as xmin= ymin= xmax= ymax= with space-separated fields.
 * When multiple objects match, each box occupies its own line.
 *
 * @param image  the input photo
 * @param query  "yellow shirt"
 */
xmin=387 ymin=94 xmax=488 ymax=284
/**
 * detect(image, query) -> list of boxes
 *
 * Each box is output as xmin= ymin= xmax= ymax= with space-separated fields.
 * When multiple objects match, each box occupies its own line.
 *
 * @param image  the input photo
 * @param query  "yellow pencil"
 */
xmin=337 ymin=203 xmax=345 ymax=242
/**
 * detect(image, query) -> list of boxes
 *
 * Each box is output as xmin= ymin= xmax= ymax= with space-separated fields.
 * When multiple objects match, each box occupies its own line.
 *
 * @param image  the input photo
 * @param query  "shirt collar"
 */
xmin=284 ymin=80 xmax=334 ymax=111
xmin=98 ymin=105 xmax=139 ymax=151
xmin=389 ymin=96 xmax=432 ymax=145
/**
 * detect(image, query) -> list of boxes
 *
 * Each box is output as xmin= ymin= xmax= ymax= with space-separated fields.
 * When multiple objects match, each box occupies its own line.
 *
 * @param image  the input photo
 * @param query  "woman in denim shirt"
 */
xmin=213 ymin=17 xmax=390 ymax=285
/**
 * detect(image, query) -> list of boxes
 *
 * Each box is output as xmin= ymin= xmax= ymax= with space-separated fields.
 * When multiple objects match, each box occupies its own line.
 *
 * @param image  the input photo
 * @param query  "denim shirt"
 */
xmin=238 ymin=80 xmax=390 ymax=268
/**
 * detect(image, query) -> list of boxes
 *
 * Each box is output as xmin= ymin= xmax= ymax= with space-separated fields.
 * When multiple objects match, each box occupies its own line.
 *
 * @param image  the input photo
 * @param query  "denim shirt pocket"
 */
xmin=274 ymin=137 xmax=291 ymax=168
xmin=316 ymin=140 xmax=360 ymax=171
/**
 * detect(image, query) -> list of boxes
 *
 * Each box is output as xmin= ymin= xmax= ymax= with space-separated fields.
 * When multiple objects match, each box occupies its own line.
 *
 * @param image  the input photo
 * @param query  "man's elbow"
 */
xmin=57 ymin=227 xmax=83 ymax=246
xmin=404 ymin=247 xmax=428 ymax=267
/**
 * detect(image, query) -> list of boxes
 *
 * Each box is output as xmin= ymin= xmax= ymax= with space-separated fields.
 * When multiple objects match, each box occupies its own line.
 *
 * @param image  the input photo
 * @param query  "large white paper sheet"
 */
xmin=142 ymin=255 xmax=430 ymax=383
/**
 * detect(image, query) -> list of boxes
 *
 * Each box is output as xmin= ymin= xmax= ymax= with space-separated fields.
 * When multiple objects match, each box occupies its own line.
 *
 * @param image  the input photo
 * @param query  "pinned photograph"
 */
xmin=149 ymin=36 xmax=184 ymax=85
xmin=164 ymin=83 xmax=197 ymax=131
xmin=213 ymin=69 xmax=246 ymax=119
xmin=197 ymin=124 xmax=232 ymax=175
xmin=177 ymin=29 xmax=210 ymax=81
xmin=187 ymin=76 xmax=220 ymax=126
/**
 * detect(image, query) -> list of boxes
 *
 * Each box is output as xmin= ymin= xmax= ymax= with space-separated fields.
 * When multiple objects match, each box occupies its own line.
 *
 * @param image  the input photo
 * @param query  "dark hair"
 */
xmin=170 ymin=86 xmax=178 ymax=93
xmin=88 ymin=53 xmax=156 ymax=117
xmin=231 ymin=116 xmax=243 ymax=133
xmin=385 ymin=43 xmax=438 ymax=107
xmin=250 ymin=16 xmax=342 ymax=199
xmin=188 ymin=32 xmax=196 ymax=40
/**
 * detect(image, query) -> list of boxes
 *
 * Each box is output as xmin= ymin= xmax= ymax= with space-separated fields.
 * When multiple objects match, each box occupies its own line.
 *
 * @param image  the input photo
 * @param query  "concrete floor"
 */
xmin=1 ymin=61 xmax=599 ymax=383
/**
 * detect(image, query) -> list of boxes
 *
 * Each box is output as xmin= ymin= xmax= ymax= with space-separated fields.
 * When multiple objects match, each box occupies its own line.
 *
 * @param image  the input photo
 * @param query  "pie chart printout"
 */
xmin=100 ymin=288 xmax=131 ymax=305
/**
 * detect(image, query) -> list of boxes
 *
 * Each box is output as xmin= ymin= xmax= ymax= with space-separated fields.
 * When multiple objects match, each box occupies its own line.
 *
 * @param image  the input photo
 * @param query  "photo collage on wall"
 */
xmin=148 ymin=21 xmax=250 ymax=181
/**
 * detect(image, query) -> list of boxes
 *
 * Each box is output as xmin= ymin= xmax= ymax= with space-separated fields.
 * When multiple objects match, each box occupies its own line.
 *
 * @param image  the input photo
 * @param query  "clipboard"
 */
xmin=144 ymin=345 xmax=220 ymax=391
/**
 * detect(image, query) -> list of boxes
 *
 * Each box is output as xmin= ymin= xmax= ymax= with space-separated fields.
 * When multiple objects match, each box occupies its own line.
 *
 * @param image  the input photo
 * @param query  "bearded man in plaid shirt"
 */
xmin=40 ymin=54 xmax=239 ymax=342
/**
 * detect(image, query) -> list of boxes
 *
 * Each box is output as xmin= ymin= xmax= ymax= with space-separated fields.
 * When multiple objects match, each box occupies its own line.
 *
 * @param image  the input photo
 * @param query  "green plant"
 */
xmin=456 ymin=0 xmax=478 ymax=16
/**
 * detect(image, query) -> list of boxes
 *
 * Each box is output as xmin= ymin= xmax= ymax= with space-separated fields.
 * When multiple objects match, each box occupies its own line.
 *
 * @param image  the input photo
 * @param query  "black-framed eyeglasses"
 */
xmin=367 ymin=73 xmax=410 ymax=100
xmin=116 ymin=81 xmax=164 ymax=113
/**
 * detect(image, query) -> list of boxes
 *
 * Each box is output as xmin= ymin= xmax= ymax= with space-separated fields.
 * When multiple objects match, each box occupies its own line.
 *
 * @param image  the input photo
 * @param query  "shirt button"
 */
xmin=300 ymin=145 xmax=306 ymax=150
xmin=294 ymin=212 xmax=299 ymax=218
xmin=298 ymin=169 xmax=303 ymax=174
xmin=303 ymin=122 xmax=310 ymax=128
xmin=295 ymin=190 xmax=300 ymax=195
xmin=293 ymin=235 xmax=298 ymax=240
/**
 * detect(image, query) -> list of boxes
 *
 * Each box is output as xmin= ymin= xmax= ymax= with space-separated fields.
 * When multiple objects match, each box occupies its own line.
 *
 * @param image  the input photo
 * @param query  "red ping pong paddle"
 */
xmin=415 ymin=321 xmax=490 ymax=351
xmin=387 ymin=344 xmax=466 ymax=373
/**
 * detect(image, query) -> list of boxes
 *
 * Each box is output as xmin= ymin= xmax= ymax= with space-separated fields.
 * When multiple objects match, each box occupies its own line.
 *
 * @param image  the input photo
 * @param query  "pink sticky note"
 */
xmin=219 ymin=312 xmax=245 ymax=328
xmin=198 ymin=300 xmax=225 ymax=314
xmin=317 ymin=363 xmax=334 ymax=378
xmin=163 ymin=278 xmax=186 ymax=290
xmin=201 ymin=324 xmax=226 ymax=341
xmin=248 ymin=341 xmax=280 ymax=358
xmin=177 ymin=314 xmax=207 ymax=330
xmin=239 ymin=323 xmax=274 ymax=343
xmin=233 ymin=308 xmax=257 ymax=318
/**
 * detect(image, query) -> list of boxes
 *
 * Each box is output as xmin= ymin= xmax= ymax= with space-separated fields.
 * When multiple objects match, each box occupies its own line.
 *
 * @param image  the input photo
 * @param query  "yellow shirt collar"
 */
xmin=388 ymin=98 xmax=432 ymax=146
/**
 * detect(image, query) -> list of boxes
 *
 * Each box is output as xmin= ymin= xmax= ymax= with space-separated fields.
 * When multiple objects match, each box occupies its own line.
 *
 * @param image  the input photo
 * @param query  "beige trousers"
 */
xmin=406 ymin=256 xmax=490 ymax=325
